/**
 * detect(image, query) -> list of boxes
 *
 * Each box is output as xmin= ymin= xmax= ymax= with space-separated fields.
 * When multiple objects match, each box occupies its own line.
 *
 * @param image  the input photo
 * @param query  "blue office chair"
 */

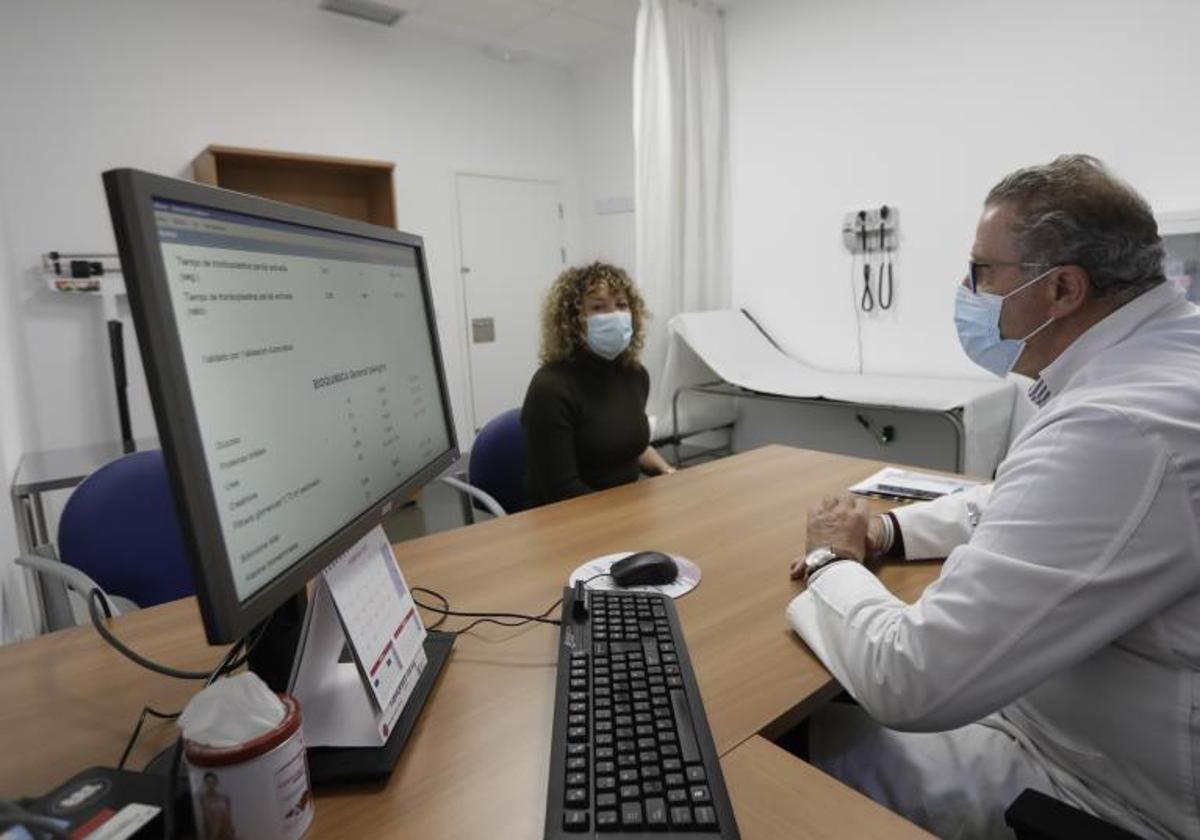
xmin=441 ymin=408 xmax=527 ymax=523
xmin=16 ymin=449 xmax=193 ymax=626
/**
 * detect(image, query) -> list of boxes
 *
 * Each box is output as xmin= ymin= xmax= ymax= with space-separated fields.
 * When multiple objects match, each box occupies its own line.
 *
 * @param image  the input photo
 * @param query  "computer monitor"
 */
xmin=102 ymin=169 xmax=459 ymax=648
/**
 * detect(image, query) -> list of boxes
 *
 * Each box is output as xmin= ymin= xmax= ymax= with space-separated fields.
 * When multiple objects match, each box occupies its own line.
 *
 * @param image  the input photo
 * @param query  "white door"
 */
xmin=456 ymin=174 xmax=566 ymax=432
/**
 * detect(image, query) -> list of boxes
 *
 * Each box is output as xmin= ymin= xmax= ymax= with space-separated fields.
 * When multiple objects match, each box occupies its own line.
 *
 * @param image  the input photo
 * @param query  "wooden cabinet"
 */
xmin=191 ymin=145 xmax=396 ymax=227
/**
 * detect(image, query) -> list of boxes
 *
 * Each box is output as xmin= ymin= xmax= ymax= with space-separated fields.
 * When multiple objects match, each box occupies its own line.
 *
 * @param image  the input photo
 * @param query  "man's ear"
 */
xmin=1047 ymin=265 xmax=1091 ymax=318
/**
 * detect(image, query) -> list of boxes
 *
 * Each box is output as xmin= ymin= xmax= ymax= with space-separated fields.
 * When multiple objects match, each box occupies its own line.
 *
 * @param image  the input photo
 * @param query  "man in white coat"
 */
xmin=787 ymin=155 xmax=1200 ymax=840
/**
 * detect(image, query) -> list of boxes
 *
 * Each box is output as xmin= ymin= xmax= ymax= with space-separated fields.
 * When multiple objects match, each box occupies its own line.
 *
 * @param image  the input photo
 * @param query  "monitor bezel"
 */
xmin=103 ymin=168 xmax=460 ymax=644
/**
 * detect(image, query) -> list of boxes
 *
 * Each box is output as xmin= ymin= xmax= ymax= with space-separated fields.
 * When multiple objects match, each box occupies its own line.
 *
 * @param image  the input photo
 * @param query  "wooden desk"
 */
xmin=0 ymin=446 xmax=937 ymax=837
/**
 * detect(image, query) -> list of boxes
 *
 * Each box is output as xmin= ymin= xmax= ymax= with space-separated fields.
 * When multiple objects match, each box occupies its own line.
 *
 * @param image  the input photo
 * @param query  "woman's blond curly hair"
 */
xmin=539 ymin=262 xmax=648 ymax=367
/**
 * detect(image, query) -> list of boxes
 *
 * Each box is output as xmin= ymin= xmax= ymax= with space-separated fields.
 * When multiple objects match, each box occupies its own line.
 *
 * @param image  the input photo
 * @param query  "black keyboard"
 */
xmin=544 ymin=585 xmax=740 ymax=838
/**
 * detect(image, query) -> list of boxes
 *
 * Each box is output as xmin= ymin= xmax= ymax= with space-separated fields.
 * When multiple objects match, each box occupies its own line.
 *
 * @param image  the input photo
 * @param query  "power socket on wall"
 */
xmin=841 ymin=205 xmax=899 ymax=254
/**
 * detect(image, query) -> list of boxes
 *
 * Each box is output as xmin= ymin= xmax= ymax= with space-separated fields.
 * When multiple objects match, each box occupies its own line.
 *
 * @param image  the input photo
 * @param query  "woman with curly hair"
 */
xmin=521 ymin=261 xmax=675 ymax=506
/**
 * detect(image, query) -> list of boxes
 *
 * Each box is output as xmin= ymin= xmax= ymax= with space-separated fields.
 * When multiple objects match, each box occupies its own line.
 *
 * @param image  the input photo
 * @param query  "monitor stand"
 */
xmin=248 ymin=592 xmax=455 ymax=787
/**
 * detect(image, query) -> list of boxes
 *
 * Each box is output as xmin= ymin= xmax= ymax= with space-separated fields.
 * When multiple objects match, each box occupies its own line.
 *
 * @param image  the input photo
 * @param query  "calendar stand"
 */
xmin=277 ymin=526 xmax=455 ymax=786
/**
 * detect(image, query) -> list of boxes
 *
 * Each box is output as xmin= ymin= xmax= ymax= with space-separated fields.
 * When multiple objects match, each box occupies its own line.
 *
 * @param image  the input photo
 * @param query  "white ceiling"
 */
xmin=319 ymin=0 xmax=644 ymax=66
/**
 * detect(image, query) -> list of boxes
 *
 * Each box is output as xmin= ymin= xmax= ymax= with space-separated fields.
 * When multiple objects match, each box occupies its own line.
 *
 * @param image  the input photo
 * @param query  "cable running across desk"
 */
xmin=412 ymin=573 xmax=612 ymax=636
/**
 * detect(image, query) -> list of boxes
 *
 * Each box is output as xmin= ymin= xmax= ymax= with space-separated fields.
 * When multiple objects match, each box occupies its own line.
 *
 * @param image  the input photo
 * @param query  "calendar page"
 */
xmin=322 ymin=525 xmax=427 ymax=711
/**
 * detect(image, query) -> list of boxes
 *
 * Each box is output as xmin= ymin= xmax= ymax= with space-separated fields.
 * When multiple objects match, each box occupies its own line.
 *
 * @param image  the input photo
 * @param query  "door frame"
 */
xmin=451 ymin=171 xmax=569 ymax=442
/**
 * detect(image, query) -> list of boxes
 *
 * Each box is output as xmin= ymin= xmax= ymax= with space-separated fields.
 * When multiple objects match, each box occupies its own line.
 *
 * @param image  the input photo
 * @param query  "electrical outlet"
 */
xmin=842 ymin=206 xmax=900 ymax=254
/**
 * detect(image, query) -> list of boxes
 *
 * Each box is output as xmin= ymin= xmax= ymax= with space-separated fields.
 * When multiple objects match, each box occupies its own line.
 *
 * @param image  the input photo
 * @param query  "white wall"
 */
xmin=572 ymin=49 xmax=638 ymax=274
xmin=0 ymin=166 xmax=38 ymax=641
xmin=0 ymin=0 xmax=585 ymax=456
xmin=726 ymin=0 xmax=1200 ymax=378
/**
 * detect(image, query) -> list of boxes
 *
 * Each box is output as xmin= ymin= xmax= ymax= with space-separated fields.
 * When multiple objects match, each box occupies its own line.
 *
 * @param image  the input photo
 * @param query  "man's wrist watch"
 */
xmin=803 ymin=546 xmax=855 ymax=584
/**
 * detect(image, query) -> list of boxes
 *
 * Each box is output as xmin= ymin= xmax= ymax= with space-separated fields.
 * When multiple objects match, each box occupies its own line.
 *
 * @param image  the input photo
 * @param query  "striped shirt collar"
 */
xmin=1027 ymin=378 xmax=1052 ymax=406
xmin=1027 ymin=280 xmax=1184 ymax=408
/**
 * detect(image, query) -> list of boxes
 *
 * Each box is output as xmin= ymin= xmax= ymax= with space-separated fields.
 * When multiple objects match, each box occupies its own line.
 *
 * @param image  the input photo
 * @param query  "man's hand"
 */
xmin=807 ymin=493 xmax=870 ymax=556
xmin=788 ymin=496 xmax=882 ymax=580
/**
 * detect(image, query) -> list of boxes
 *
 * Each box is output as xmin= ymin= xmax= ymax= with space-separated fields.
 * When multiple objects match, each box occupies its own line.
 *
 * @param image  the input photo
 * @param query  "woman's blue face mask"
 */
xmin=585 ymin=311 xmax=633 ymax=360
xmin=954 ymin=265 xmax=1057 ymax=377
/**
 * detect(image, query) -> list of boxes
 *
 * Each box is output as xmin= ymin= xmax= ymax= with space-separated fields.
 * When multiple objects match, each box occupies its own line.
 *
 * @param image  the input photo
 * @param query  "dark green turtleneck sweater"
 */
xmin=521 ymin=352 xmax=650 ymax=507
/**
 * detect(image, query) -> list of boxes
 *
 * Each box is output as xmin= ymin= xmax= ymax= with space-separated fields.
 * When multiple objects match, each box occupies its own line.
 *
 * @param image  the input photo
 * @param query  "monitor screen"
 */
xmin=105 ymin=169 xmax=459 ymax=643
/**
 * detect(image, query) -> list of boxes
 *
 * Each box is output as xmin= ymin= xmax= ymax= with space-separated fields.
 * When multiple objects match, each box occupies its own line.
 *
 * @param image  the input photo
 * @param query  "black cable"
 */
xmin=86 ymin=588 xmax=269 ymax=680
xmin=411 ymin=586 xmax=450 ymax=630
xmin=851 ymin=248 xmax=865 ymax=374
xmin=412 ymin=588 xmax=562 ymax=634
xmin=859 ymin=212 xmax=873 ymax=312
xmin=411 ymin=572 xmax=612 ymax=638
xmin=87 ymin=589 xmax=212 ymax=680
xmin=879 ymin=206 xmax=894 ymax=310
xmin=117 ymin=706 xmax=180 ymax=770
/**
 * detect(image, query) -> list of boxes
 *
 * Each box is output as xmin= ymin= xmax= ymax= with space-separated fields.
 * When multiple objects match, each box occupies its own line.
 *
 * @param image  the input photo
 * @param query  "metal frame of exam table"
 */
xmin=668 ymin=380 xmax=967 ymax=472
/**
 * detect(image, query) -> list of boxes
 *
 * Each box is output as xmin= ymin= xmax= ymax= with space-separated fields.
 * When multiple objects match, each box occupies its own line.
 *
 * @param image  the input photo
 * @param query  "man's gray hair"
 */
xmin=986 ymin=155 xmax=1164 ymax=302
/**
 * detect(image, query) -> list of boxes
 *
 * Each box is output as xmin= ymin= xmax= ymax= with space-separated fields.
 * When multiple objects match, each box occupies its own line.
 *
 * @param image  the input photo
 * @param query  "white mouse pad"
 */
xmin=568 ymin=552 xmax=701 ymax=599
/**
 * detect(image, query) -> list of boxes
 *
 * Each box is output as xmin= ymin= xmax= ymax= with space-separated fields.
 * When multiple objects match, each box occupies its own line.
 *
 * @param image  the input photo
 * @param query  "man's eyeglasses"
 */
xmin=967 ymin=260 xmax=1049 ymax=294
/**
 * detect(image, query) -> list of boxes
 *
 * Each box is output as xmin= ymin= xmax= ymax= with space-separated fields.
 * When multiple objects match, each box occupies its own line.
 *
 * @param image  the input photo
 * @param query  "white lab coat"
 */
xmin=788 ymin=280 xmax=1200 ymax=839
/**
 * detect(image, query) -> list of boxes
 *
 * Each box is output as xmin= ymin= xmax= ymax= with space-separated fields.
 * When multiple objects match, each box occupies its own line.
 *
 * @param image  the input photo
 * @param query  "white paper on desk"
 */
xmin=849 ymin=467 xmax=981 ymax=501
xmin=322 ymin=525 xmax=426 ymax=714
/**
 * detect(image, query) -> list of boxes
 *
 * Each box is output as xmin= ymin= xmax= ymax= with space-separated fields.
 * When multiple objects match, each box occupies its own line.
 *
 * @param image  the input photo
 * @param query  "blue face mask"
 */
xmin=585 ymin=311 xmax=633 ymax=360
xmin=954 ymin=266 xmax=1057 ymax=377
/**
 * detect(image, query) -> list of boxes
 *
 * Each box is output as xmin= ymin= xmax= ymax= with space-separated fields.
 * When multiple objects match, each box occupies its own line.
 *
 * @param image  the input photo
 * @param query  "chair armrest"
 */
xmin=1004 ymin=788 xmax=1141 ymax=840
xmin=14 ymin=554 xmax=124 ymax=618
xmin=440 ymin=475 xmax=507 ymax=518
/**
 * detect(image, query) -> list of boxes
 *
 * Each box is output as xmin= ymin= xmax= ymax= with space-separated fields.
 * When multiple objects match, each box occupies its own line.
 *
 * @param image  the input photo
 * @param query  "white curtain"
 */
xmin=634 ymin=0 xmax=730 ymax=426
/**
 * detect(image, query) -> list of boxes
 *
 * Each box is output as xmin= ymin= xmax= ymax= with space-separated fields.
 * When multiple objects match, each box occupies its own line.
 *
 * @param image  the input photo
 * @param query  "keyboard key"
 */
xmin=618 ymin=769 xmax=639 ymax=784
xmin=567 ymin=744 xmax=587 ymax=757
xmin=621 ymin=801 xmax=643 ymax=828
xmin=619 ymin=784 xmax=640 ymax=800
xmin=645 ymin=797 xmax=668 ymax=827
xmin=565 ymin=787 xmax=587 ymax=807
xmin=596 ymin=776 xmax=615 ymax=791
xmin=567 ymin=756 xmax=586 ymax=771
xmin=670 ymin=805 xmax=693 ymax=826
xmin=667 ymin=788 xmax=689 ymax=805
xmin=597 ymin=792 xmax=617 ymax=808
xmin=686 ymin=765 xmax=707 ymax=783
xmin=665 ymin=773 xmax=685 ymax=788
xmin=567 ymin=726 xmax=587 ymax=742
xmin=596 ymin=810 xmax=619 ymax=831
xmin=690 ymin=785 xmax=711 ymax=804
xmin=563 ymin=810 xmax=589 ymax=832
xmin=566 ymin=772 xmax=587 ymax=787
xmin=695 ymin=805 xmax=717 ymax=827
xmin=643 ymin=780 xmax=664 ymax=795
xmin=669 ymin=691 xmax=702 ymax=763
xmin=663 ymin=758 xmax=682 ymax=772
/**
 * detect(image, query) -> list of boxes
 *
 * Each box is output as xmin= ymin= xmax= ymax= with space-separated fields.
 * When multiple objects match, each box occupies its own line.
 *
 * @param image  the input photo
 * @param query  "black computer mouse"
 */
xmin=610 ymin=551 xmax=679 ymax=587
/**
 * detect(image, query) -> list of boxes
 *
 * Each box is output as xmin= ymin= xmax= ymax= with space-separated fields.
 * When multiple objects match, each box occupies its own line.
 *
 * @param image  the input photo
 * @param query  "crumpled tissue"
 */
xmin=179 ymin=672 xmax=287 ymax=748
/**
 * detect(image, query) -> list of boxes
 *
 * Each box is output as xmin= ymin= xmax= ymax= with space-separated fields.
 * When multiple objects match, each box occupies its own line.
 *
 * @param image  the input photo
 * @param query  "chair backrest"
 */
xmin=57 ymin=449 xmax=193 ymax=608
xmin=469 ymin=408 xmax=528 ymax=515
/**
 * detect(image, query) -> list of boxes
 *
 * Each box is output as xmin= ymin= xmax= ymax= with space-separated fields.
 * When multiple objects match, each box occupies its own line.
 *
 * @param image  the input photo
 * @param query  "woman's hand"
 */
xmin=639 ymin=446 xmax=676 ymax=476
